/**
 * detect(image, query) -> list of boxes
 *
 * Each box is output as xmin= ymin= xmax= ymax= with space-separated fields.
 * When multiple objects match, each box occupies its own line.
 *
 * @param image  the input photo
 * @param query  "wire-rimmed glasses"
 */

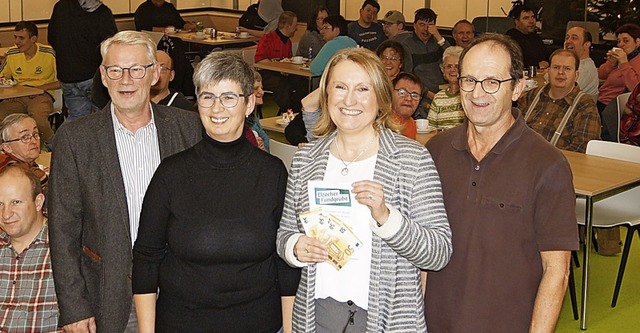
xmin=197 ymin=92 xmax=246 ymax=109
xmin=102 ymin=64 xmax=154 ymax=80
xmin=3 ymin=131 xmax=40 ymax=144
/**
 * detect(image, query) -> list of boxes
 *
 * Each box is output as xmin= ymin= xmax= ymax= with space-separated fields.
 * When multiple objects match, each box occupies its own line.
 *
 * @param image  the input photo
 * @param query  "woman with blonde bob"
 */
xmin=276 ymin=47 xmax=452 ymax=332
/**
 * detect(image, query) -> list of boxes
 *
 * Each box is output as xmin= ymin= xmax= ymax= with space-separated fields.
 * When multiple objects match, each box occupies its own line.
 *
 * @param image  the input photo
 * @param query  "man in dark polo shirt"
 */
xmin=506 ymin=5 xmax=549 ymax=69
xmin=424 ymin=33 xmax=578 ymax=332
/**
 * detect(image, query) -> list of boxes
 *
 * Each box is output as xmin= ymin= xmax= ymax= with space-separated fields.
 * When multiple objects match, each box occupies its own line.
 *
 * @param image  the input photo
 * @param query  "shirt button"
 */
xmin=472 ymin=181 xmax=476 ymax=186
xmin=499 ymin=203 xmax=505 ymax=208
xmin=474 ymin=165 xmax=480 ymax=171
xmin=12 ymin=280 xmax=16 ymax=284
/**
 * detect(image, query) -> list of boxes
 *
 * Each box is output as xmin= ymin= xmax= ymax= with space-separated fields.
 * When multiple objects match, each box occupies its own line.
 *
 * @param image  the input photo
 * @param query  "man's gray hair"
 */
xmin=193 ymin=51 xmax=255 ymax=102
xmin=100 ymin=30 xmax=156 ymax=65
xmin=0 ymin=114 xmax=33 ymax=143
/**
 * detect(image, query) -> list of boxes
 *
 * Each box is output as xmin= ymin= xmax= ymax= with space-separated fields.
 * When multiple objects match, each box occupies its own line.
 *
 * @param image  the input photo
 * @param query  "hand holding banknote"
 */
xmin=294 ymin=235 xmax=328 ymax=262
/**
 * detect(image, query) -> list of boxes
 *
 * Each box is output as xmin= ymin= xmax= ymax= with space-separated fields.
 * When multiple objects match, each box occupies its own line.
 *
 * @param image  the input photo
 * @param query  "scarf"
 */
xmin=627 ymin=46 xmax=640 ymax=62
xmin=78 ymin=0 xmax=102 ymax=12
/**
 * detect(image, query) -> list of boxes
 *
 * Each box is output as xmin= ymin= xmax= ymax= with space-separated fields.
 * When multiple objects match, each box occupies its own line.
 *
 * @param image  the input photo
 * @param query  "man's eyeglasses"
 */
xmin=159 ymin=65 xmax=173 ymax=72
xmin=458 ymin=76 xmax=514 ymax=94
xmin=320 ymin=25 xmax=333 ymax=31
xmin=103 ymin=63 xmax=154 ymax=80
xmin=394 ymin=88 xmax=421 ymax=101
xmin=3 ymin=131 xmax=40 ymax=144
xmin=197 ymin=92 xmax=246 ymax=109
xmin=381 ymin=55 xmax=400 ymax=62
xmin=444 ymin=64 xmax=459 ymax=70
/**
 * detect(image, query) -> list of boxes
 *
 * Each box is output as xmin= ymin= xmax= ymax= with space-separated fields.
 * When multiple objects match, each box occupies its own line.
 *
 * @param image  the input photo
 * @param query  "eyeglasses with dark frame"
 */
xmin=102 ymin=63 xmax=154 ymax=80
xmin=394 ymin=88 xmax=421 ymax=101
xmin=320 ymin=25 xmax=333 ymax=31
xmin=381 ymin=55 xmax=401 ymax=62
xmin=458 ymin=76 xmax=514 ymax=94
xmin=197 ymin=92 xmax=246 ymax=109
xmin=3 ymin=131 xmax=41 ymax=144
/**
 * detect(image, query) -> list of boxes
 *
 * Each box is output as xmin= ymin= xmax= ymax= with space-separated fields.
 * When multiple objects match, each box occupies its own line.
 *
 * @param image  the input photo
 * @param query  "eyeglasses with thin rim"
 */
xmin=102 ymin=63 xmax=154 ymax=80
xmin=197 ymin=92 xmax=246 ymax=109
xmin=3 ymin=131 xmax=41 ymax=144
xmin=320 ymin=25 xmax=332 ymax=31
xmin=394 ymin=88 xmax=421 ymax=101
xmin=458 ymin=76 xmax=514 ymax=94
xmin=159 ymin=64 xmax=173 ymax=72
xmin=381 ymin=55 xmax=401 ymax=62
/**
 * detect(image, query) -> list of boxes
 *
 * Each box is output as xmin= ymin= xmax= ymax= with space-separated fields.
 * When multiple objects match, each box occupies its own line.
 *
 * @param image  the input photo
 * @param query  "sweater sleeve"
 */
xmin=620 ymin=59 xmax=640 ymax=92
xmin=273 ymin=164 xmax=301 ymax=295
xmin=132 ymin=163 xmax=172 ymax=294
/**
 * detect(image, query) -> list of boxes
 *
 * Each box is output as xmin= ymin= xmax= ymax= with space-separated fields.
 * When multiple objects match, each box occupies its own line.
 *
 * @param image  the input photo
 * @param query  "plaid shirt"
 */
xmin=518 ymin=84 xmax=601 ymax=153
xmin=0 ymin=222 xmax=62 ymax=333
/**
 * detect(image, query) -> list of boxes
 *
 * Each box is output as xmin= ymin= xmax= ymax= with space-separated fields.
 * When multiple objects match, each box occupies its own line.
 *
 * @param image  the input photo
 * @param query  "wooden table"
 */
xmin=170 ymin=31 xmax=259 ymax=47
xmin=254 ymin=59 xmax=319 ymax=92
xmin=0 ymin=85 xmax=44 ymax=99
xmin=36 ymin=152 xmax=51 ymax=168
xmin=260 ymin=115 xmax=289 ymax=134
xmin=416 ymin=130 xmax=439 ymax=146
xmin=561 ymin=150 xmax=640 ymax=329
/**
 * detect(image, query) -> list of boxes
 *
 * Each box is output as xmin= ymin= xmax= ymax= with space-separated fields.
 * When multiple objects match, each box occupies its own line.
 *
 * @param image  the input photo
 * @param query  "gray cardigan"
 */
xmin=276 ymin=128 xmax=452 ymax=332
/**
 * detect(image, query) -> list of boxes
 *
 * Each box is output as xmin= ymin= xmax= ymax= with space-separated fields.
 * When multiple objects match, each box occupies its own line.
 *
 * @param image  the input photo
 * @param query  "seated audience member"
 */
xmin=620 ymin=82 xmax=640 ymax=145
xmin=428 ymin=46 xmax=465 ymax=129
xmin=376 ymin=40 xmax=405 ymax=81
xmin=134 ymin=0 xmax=195 ymax=32
xmin=392 ymin=72 xmax=423 ymax=139
xmin=247 ymin=69 xmax=270 ymax=152
xmin=0 ymin=21 xmax=59 ymax=147
xmin=506 ymin=5 xmax=549 ymax=69
xmin=239 ymin=0 xmax=283 ymax=38
xmin=255 ymin=11 xmax=305 ymax=115
xmin=397 ymin=8 xmax=450 ymax=103
xmin=296 ymin=6 xmax=329 ymax=59
xmin=379 ymin=10 xmax=408 ymax=39
xmin=0 ymin=114 xmax=48 ymax=194
xmin=284 ymin=113 xmax=308 ymax=146
xmin=564 ymin=26 xmax=599 ymax=100
xmin=597 ymin=23 xmax=640 ymax=112
xmin=239 ymin=0 xmax=267 ymax=31
xmin=0 ymin=165 xmax=60 ymax=332
xmin=347 ymin=0 xmax=386 ymax=50
xmin=452 ymin=19 xmax=474 ymax=48
xmin=152 ymin=51 xmax=194 ymax=111
xmin=310 ymin=15 xmax=357 ymax=76
xmin=519 ymin=49 xmax=600 ymax=153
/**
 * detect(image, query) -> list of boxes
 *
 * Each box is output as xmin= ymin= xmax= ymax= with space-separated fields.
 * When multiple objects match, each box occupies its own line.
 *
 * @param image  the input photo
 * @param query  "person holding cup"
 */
xmin=597 ymin=23 xmax=640 ymax=113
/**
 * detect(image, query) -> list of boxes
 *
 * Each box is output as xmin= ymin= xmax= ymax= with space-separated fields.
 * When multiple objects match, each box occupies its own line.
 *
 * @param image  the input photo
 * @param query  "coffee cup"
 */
xmin=165 ymin=26 xmax=176 ymax=34
xmin=292 ymin=56 xmax=304 ymax=64
xmin=195 ymin=31 xmax=205 ymax=38
xmin=240 ymin=31 xmax=250 ymax=38
xmin=416 ymin=119 xmax=429 ymax=130
xmin=204 ymin=28 xmax=212 ymax=35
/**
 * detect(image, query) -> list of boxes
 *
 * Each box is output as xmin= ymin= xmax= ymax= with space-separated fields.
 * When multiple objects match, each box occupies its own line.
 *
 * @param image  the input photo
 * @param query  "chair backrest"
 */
xmin=52 ymin=88 xmax=63 ymax=114
xmin=471 ymin=16 xmax=514 ymax=34
xmin=242 ymin=46 xmax=257 ymax=66
xmin=615 ymin=92 xmax=632 ymax=142
xmin=566 ymin=21 xmax=600 ymax=44
xmin=586 ymin=140 xmax=640 ymax=163
xmin=142 ymin=30 xmax=165 ymax=46
xmin=270 ymin=139 xmax=297 ymax=172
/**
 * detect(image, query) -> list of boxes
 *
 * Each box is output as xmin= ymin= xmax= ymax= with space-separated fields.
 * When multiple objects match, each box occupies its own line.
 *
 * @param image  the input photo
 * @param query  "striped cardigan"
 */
xmin=276 ymin=128 xmax=452 ymax=332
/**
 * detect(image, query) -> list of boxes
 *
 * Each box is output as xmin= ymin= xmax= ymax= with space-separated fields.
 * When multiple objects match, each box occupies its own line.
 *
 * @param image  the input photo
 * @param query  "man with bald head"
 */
xmin=151 ymin=50 xmax=194 ymax=111
xmin=452 ymin=19 xmax=474 ymax=48
xmin=564 ymin=26 xmax=598 ymax=100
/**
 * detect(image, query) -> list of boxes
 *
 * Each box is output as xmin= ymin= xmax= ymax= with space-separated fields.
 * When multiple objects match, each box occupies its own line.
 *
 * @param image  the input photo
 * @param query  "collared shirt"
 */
xmin=0 ymin=222 xmax=63 ymax=333
xmin=0 ymin=153 xmax=49 ymax=195
xmin=111 ymin=104 xmax=161 ymax=246
xmin=518 ymin=84 xmax=601 ymax=153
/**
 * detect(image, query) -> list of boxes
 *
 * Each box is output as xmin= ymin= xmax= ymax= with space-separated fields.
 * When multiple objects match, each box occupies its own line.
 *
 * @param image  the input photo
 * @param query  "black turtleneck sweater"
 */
xmin=132 ymin=134 xmax=299 ymax=332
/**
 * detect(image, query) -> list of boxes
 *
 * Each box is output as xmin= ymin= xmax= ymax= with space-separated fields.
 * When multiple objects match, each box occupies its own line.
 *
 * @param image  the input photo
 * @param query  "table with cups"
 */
xmin=168 ymin=29 xmax=259 ymax=48
xmin=254 ymin=57 xmax=319 ymax=92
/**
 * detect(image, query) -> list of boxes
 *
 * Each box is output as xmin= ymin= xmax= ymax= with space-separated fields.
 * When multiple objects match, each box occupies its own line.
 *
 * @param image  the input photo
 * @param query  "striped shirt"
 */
xmin=111 ymin=105 xmax=161 ymax=246
xmin=428 ymin=88 xmax=466 ymax=130
xmin=0 ymin=222 xmax=63 ymax=333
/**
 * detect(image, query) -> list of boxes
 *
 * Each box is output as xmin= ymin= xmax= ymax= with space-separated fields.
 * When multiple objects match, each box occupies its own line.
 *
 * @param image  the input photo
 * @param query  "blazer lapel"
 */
xmin=152 ymin=104 xmax=173 ymax=159
xmin=95 ymin=104 xmax=132 ymax=242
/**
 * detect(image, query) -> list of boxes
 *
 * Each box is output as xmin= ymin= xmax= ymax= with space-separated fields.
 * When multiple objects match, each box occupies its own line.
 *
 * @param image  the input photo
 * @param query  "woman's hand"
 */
xmin=294 ymin=235 xmax=328 ymax=263
xmin=352 ymin=180 xmax=390 ymax=225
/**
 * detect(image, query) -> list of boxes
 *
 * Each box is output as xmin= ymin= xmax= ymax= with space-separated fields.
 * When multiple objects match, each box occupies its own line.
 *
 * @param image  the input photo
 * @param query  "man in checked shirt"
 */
xmin=0 ymin=165 xmax=62 ymax=332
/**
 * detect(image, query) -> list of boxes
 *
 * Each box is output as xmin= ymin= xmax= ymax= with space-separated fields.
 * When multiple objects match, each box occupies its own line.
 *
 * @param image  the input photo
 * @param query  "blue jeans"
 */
xmin=61 ymin=78 xmax=93 ymax=122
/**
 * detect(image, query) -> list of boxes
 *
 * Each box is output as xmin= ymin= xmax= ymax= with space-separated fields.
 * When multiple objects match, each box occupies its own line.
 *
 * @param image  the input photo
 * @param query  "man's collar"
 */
xmin=110 ymin=103 xmax=156 ymax=134
xmin=275 ymin=28 xmax=289 ymax=44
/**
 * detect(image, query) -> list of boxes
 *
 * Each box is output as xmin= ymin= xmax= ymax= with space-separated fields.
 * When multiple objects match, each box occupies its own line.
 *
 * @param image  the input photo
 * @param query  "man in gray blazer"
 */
xmin=49 ymin=31 xmax=201 ymax=333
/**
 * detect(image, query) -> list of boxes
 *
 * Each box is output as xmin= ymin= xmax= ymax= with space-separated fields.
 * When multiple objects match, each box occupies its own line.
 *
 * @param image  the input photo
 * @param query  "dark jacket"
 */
xmin=49 ymin=104 xmax=202 ymax=331
xmin=48 ymin=0 xmax=117 ymax=83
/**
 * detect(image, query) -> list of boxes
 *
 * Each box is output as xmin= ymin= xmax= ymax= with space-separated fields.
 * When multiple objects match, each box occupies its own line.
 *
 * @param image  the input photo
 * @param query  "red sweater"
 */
xmin=254 ymin=30 xmax=292 ymax=62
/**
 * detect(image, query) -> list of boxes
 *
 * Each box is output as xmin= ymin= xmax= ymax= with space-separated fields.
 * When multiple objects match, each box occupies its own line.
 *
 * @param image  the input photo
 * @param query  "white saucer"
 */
xmin=291 ymin=61 xmax=304 ymax=65
xmin=416 ymin=126 xmax=436 ymax=134
xmin=239 ymin=35 xmax=252 ymax=39
xmin=192 ymin=35 xmax=207 ymax=40
xmin=275 ymin=119 xmax=290 ymax=126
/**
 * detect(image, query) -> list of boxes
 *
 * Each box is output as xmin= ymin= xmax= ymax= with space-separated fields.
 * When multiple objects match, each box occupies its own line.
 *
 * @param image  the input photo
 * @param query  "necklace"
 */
xmin=334 ymin=136 xmax=376 ymax=176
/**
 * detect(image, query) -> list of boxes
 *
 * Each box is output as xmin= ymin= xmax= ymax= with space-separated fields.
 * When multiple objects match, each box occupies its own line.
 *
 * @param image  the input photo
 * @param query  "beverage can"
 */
xmin=211 ymin=28 xmax=217 ymax=39
xmin=529 ymin=66 xmax=536 ymax=77
xmin=308 ymin=47 xmax=313 ymax=60
xmin=235 ymin=26 xmax=240 ymax=38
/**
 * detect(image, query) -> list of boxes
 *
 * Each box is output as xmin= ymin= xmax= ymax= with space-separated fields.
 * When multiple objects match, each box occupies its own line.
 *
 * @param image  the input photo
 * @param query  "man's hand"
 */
xmin=428 ymin=23 xmax=442 ymax=42
xmin=63 ymin=317 xmax=96 ymax=333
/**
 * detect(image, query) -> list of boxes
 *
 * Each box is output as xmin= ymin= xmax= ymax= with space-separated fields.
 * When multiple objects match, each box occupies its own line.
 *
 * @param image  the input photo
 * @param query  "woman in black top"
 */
xmin=132 ymin=51 xmax=299 ymax=332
